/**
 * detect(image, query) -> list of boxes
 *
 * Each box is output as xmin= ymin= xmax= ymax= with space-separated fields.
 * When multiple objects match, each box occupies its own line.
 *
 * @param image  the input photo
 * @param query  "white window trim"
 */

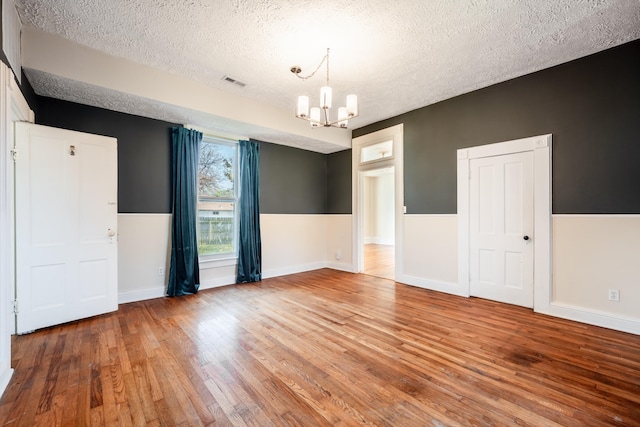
xmin=198 ymin=135 xmax=240 ymax=264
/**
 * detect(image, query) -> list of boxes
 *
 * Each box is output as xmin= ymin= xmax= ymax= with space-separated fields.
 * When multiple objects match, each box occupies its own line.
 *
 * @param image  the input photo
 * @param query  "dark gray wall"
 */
xmin=327 ymin=149 xmax=351 ymax=214
xmin=33 ymin=97 xmax=332 ymax=215
xmin=36 ymin=97 xmax=178 ymax=213
xmin=259 ymin=141 xmax=328 ymax=214
xmin=19 ymin=70 xmax=39 ymax=111
xmin=353 ymin=39 xmax=640 ymax=214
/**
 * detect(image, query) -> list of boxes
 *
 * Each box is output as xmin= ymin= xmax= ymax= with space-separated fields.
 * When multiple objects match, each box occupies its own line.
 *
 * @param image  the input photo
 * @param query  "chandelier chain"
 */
xmin=293 ymin=48 xmax=330 ymax=82
xmin=292 ymin=47 xmax=357 ymax=128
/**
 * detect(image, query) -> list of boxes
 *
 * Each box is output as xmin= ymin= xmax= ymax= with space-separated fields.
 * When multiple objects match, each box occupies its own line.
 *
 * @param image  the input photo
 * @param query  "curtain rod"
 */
xmin=184 ymin=124 xmax=247 ymax=142
xmin=202 ymin=134 xmax=240 ymax=143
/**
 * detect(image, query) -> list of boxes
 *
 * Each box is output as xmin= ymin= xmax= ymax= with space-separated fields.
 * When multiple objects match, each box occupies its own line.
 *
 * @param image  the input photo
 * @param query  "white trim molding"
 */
xmin=399 ymin=274 xmax=460 ymax=295
xmin=1 ymin=62 xmax=35 ymax=399
xmin=546 ymin=302 xmax=640 ymax=336
xmin=457 ymin=134 xmax=552 ymax=305
xmin=262 ymin=262 xmax=328 ymax=280
xmin=352 ymin=124 xmax=404 ymax=279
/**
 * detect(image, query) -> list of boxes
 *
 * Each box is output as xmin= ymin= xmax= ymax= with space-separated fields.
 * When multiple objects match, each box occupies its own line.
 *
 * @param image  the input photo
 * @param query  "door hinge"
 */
xmin=10 ymin=147 xmax=18 ymax=162
xmin=12 ymin=300 xmax=18 ymax=315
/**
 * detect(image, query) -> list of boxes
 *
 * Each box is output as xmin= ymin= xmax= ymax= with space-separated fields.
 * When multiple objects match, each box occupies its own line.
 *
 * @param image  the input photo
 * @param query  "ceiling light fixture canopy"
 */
xmin=291 ymin=48 xmax=358 ymax=129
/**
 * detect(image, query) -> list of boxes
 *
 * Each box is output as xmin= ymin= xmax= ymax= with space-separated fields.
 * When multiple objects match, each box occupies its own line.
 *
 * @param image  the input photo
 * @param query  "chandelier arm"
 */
xmin=295 ymin=110 xmax=360 ymax=128
xmin=293 ymin=48 xmax=358 ymax=129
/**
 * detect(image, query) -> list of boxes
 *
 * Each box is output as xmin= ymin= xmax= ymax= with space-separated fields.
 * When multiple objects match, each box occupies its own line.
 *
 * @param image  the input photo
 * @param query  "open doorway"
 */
xmin=352 ymin=124 xmax=404 ymax=282
xmin=362 ymin=167 xmax=395 ymax=280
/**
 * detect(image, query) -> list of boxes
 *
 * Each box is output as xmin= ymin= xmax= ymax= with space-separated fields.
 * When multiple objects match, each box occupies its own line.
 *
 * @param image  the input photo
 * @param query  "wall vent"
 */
xmin=222 ymin=75 xmax=246 ymax=88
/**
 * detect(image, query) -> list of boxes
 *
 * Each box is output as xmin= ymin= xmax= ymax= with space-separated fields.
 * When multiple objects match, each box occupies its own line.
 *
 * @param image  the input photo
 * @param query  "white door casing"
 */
xmin=352 ymin=124 xmax=404 ymax=278
xmin=470 ymin=151 xmax=534 ymax=307
xmin=15 ymin=123 xmax=118 ymax=334
xmin=458 ymin=134 xmax=552 ymax=311
xmin=0 ymin=62 xmax=35 ymax=398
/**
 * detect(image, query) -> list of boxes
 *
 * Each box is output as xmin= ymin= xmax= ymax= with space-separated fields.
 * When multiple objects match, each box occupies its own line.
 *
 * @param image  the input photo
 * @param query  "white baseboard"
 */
xmin=538 ymin=302 xmax=640 ymax=335
xmin=398 ymin=274 xmax=469 ymax=297
xmin=364 ymin=237 xmax=394 ymax=245
xmin=200 ymin=275 xmax=235 ymax=290
xmin=116 ymin=266 xmax=640 ymax=336
xmin=118 ymin=287 xmax=166 ymax=305
xmin=118 ymin=275 xmax=236 ymax=304
xmin=262 ymin=262 xmax=327 ymax=279
xmin=325 ymin=261 xmax=356 ymax=273
xmin=0 ymin=368 xmax=13 ymax=400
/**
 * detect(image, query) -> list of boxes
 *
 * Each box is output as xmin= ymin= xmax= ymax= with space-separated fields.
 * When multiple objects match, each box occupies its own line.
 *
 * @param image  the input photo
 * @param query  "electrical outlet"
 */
xmin=608 ymin=289 xmax=620 ymax=302
xmin=335 ymin=249 xmax=341 ymax=260
xmin=158 ymin=267 xmax=164 ymax=276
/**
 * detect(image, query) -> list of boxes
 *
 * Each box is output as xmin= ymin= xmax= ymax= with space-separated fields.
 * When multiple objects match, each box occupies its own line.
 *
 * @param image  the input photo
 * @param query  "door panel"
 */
xmin=15 ymin=123 xmax=118 ymax=333
xmin=470 ymin=151 xmax=533 ymax=307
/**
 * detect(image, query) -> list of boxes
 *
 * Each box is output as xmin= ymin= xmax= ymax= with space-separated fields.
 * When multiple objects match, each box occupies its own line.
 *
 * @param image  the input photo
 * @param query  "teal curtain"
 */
xmin=167 ymin=127 xmax=202 ymax=296
xmin=236 ymin=140 xmax=262 ymax=283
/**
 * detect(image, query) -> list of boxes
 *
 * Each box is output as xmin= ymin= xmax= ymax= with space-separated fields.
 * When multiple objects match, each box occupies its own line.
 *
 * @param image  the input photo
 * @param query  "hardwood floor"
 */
xmin=1 ymin=269 xmax=639 ymax=426
xmin=364 ymin=244 xmax=394 ymax=280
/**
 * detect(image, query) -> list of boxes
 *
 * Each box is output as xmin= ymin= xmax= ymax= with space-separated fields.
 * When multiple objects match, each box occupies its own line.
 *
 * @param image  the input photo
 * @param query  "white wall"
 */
xmin=118 ymin=213 xmax=337 ymax=303
xmin=552 ymin=215 xmax=640 ymax=324
xmin=400 ymin=215 xmax=459 ymax=294
xmin=118 ymin=214 xmax=172 ymax=303
xmin=326 ymin=214 xmax=353 ymax=272
xmin=363 ymin=176 xmax=373 ymax=242
xmin=261 ymin=214 xmax=328 ymax=278
xmin=116 ymin=212 xmax=640 ymax=334
xmin=375 ymin=173 xmax=395 ymax=245
xmin=363 ymin=174 xmax=395 ymax=245
xmin=399 ymin=214 xmax=640 ymax=334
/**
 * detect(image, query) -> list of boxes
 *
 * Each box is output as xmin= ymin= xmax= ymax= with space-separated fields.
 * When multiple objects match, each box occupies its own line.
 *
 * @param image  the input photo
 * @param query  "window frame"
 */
xmin=197 ymin=135 xmax=240 ymax=266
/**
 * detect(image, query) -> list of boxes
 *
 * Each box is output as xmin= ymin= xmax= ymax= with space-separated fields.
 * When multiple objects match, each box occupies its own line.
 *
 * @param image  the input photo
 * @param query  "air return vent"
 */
xmin=222 ymin=75 xmax=246 ymax=88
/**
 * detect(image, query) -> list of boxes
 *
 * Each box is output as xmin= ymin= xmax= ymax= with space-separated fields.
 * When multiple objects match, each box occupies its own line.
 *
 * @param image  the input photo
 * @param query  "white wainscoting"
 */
xmin=118 ymin=214 xmax=341 ymax=304
xmin=116 ymin=213 xmax=640 ymax=334
xmin=117 ymin=214 xmax=172 ymax=304
xmin=326 ymin=214 xmax=354 ymax=272
xmin=395 ymin=213 xmax=639 ymax=334
xmin=261 ymin=214 xmax=329 ymax=278
xmin=399 ymin=215 xmax=460 ymax=294
xmin=118 ymin=214 xmax=237 ymax=304
xmin=548 ymin=215 xmax=640 ymax=334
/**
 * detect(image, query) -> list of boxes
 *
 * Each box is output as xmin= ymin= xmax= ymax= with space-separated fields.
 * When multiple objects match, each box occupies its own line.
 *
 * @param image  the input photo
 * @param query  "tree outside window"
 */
xmin=198 ymin=138 xmax=238 ymax=257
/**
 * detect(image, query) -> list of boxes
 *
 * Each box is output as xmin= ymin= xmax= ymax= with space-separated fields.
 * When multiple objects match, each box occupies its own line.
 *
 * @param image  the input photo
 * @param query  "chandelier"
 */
xmin=291 ymin=48 xmax=359 ymax=128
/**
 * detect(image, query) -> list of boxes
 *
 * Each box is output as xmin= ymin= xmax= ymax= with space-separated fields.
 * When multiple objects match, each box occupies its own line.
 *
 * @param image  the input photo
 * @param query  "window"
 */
xmin=198 ymin=136 xmax=238 ymax=258
xmin=360 ymin=139 xmax=393 ymax=164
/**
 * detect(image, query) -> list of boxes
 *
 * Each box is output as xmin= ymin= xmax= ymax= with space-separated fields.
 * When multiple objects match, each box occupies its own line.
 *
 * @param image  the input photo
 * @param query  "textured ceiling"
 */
xmin=14 ymin=0 xmax=640 ymax=151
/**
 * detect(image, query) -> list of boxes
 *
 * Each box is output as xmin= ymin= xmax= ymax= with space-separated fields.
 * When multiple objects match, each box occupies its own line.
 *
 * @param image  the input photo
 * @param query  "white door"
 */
xmin=15 ymin=123 xmax=118 ymax=334
xmin=470 ymin=151 xmax=534 ymax=307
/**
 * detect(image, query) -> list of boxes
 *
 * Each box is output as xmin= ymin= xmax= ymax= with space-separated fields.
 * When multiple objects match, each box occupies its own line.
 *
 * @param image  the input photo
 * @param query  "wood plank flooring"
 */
xmin=364 ymin=244 xmax=394 ymax=280
xmin=1 ymin=269 xmax=639 ymax=426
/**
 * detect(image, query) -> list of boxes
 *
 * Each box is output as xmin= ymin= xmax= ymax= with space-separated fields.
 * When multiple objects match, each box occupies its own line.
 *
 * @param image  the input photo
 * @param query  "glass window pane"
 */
xmin=199 ymin=142 xmax=234 ymax=198
xmin=198 ymin=202 xmax=235 ymax=255
xmin=361 ymin=140 xmax=393 ymax=163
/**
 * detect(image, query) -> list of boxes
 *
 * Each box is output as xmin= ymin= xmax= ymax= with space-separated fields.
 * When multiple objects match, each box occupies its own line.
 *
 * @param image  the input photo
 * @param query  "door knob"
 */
xmin=523 ymin=235 xmax=530 ymax=241
xmin=107 ymin=228 xmax=116 ymax=237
